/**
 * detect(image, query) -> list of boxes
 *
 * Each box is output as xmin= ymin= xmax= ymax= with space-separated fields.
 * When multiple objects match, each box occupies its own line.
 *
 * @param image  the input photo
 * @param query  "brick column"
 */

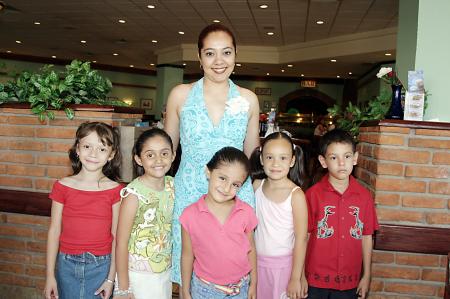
xmin=355 ymin=120 xmax=449 ymax=298
xmin=0 ymin=105 xmax=143 ymax=192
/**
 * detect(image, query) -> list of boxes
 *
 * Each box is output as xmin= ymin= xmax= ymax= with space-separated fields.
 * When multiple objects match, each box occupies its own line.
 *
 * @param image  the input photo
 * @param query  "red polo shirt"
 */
xmin=305 ymin=175 xmax=379 ymax=290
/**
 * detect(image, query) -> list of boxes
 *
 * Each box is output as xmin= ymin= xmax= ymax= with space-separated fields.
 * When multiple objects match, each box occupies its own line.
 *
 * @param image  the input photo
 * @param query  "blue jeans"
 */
xmin=190 ymin=272 xmax=249 ymax=299
xmin=56 ymin=252 xmax=111 ymax=299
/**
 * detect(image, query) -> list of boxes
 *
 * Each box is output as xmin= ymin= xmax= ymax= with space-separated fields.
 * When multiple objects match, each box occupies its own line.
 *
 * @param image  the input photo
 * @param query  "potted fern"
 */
xmin=0 ymin=60 xmax=126 ymax=121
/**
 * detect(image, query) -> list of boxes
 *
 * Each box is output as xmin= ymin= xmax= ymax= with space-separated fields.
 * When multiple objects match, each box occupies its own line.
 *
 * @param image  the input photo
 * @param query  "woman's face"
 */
xmin=199 ymin=30 xmax=236 ymax=83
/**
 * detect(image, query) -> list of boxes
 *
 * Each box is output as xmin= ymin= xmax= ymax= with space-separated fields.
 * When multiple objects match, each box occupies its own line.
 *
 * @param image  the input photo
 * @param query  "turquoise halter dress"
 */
xmin=171 ymin=78 xmax=256 ymax=284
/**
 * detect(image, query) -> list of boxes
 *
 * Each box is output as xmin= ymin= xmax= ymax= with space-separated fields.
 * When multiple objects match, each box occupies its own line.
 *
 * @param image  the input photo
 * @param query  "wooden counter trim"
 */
xmin=0 ymin=189 xmax=50 ymax=217
xmin=361 ymin=119 xmax=450 ymax=130
xmin=1 ymin=188 xmax=449 ymax=255
xmin=0 ymin=103 xmax=145 ymax=114
xmin=375 ymin=224 xmax=450 ymax=255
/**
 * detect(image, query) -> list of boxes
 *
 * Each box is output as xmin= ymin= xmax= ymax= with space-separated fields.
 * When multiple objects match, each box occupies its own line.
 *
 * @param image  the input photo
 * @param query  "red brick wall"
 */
xmin=0 ymin=107 xmax=142 ymax=297
xmin=0 ymin=212 xmax=48 ymax=298
xmin=0 ymin=107 xmax=142 ymax=192
xmin=356 ymin=123 xmax=449 ymax=298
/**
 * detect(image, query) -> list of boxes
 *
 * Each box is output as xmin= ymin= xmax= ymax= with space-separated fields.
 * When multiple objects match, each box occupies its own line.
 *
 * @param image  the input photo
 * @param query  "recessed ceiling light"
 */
xmin=34 ymin=21 xmax=41 ymax=25
xmin=130 ymin=65 xmax=134 ymax=68
xmin=152 ymin=40 xmax=158 ymax=43
xmin=336 ymin=75 xmax=340 ymax=78
xmin=150 ymin=63 xmax=155 ymax=66
xmin=330 ymin=59 xmax=337 ymax=62
xmin=182 ymin=63 xmax=187 ymax=66
xmin=118 ymin=19 xmax=126 ymax=24
xmin=236 ymin=63 xmax=241 ymax=67
xmin=267 ymin=32 xmax=274 ymax=36
xmin=316 ymin=20 xmax=324 ymax=25
xmin=113 ymin=53 xmax=119 ymax=56
xmin=15 ymin=40 xmax=22 ymax=44
xmin=266 ymin=72 xmax=270 ymax=76
xmin=80 ymin=40 xmax=87 ymax=44
xmin=385 ymin=53 xmax=392 ymax=56
xmin=51 ymin=55 xmax=56 ymax=58
xmin=178 ymin=31 xmax=185 ymax=35
xmin=348 ymin=72 xmax=352 ymax=75
xmin=213 ymin=19 xmax=220 ymax=23
xmin=281 ymin=69 xmax=285 ymax=73
xmin=259 ymin=4 xmax=268 ymax=9
xmin=6 ymin=50 xmax=12 ymax=53
xmin=287 ymin=64 xmax=293 ymax=67
xmin=92 ymin=60 xmax=97 ymax=63
xmin=301 ymin=74 xmax=304 ymax=77
xmin=147 ymin=4 xmax=155 ymax=9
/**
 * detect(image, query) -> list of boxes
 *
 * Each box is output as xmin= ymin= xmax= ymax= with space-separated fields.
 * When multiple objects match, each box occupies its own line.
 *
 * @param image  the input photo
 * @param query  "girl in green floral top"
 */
xmin=115 ymin=128 xmax=176 ymax=299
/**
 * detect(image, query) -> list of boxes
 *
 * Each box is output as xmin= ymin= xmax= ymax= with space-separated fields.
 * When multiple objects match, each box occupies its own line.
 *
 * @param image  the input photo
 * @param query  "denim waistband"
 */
xmin=195 ymin=272 xmax=249 ymax=296
xmin=59 ymin=252 xmax=111 ymax=263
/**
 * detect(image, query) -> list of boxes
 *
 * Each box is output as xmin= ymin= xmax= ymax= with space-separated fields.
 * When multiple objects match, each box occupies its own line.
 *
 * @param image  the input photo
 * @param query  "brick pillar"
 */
xmin=355 ymin=120 xmax=449 ymax=298
xmin=0 ymin=105 xmax=143 ymax=192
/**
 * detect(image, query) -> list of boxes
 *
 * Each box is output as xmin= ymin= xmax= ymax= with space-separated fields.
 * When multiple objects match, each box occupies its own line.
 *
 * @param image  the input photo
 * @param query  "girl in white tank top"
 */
xmin=250 ymin=132 xmax=309 ymax=299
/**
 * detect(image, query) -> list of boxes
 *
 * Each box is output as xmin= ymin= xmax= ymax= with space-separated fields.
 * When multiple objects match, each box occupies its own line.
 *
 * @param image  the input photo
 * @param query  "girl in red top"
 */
xmin=44 ymin=122 xmax=123 ymax=299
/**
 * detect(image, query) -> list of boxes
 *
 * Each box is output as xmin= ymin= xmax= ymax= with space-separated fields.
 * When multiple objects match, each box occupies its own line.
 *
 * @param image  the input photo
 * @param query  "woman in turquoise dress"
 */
xmin=164 ymin=24 xmax=260 ymax=287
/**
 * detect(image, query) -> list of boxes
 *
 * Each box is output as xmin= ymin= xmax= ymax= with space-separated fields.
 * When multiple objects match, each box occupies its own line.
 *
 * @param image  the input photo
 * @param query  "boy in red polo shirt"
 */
xmin=305 ymin=129 xmax=379 ymax=299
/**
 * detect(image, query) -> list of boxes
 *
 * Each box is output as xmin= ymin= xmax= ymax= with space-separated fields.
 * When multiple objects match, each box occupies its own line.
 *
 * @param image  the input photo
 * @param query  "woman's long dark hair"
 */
xmin=250 ymin=132 xmax=308 ymax=189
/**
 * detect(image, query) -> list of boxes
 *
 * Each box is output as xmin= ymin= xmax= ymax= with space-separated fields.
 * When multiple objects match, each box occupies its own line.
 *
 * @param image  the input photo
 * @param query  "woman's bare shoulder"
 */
xmin=167 ymin=83 xmax=194 ymax=108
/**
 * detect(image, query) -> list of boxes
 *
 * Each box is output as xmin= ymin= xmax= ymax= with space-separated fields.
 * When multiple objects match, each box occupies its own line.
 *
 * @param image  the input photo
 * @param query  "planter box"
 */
xmin=0 ymin=103 xmax=144 ymax=192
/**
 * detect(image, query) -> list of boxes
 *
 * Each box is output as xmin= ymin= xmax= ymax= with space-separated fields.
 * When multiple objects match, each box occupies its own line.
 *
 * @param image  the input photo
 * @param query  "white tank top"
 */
xmin=254 ymin=180 xmax=300 ymax=256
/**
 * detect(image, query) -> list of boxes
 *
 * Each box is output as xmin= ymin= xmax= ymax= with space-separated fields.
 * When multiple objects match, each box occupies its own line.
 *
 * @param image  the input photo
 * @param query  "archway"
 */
xmin=278 ymin=88 xmax=336 ymax=115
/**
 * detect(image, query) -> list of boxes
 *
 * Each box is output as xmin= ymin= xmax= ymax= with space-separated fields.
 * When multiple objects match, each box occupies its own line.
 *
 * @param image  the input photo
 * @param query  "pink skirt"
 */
xmin=257 ymin=254 xmax=292 ymax=299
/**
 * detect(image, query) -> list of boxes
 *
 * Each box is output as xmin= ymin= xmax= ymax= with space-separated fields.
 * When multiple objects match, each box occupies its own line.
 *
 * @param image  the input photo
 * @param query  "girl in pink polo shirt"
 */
xmin=251 ymin=132 xmax=309 ymax=299
xmin=180 ymin=147 xmax=258 ymax=299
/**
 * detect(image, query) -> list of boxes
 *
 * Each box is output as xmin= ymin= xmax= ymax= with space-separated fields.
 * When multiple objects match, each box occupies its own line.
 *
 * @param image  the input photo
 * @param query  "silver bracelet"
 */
xmin=113 ymin=287 xmax=132 ymax=296
xmin=105 ymin=278 xmax=114 ymax=284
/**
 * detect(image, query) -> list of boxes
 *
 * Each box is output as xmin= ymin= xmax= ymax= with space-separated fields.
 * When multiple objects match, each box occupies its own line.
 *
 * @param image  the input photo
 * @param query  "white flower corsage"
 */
xmin=226 ymin=96 xmax=250 ymax=115
xmin=376 ymin=67 xmax=392 ymax=78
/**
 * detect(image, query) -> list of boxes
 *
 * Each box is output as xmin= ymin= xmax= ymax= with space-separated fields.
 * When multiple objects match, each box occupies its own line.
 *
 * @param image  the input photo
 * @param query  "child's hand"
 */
xmin=287 ymin=278 xmax=302 ymax=299
xmin=44 ymin=277 xmax=59 ymax=299
xmin=356 ymin=275 xmax=370 ymax=298
xmin=247 ymin=283 xmax=257 ymax=299
xmin=300 ymin=275 xmax=308 ymax=298
xmin=95 ymin=280 xmax=114 ymax=299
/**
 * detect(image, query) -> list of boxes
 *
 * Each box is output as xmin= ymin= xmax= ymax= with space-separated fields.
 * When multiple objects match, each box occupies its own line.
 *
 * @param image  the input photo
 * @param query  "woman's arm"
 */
xmin=113 ymin=195 xmax=139 ymax=298
xmin=240 ymin=88 xmax=260 ymax=157
xmin=44 ymin=201 xmax=63 ymax=299
xmin=247 ymin=231 xmax=257 ymax=299
xmin=181 ymin=227 xmax=194 ymax=299
xmin=287 ymin=189 xmax=309 ymax=299
xmin=164 ymin=84 xmax=191 ymax=151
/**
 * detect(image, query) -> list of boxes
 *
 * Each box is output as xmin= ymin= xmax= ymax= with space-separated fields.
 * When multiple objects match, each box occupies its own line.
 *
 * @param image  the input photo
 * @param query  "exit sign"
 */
xmin=301 ymin=80 xmax=316 ymax=88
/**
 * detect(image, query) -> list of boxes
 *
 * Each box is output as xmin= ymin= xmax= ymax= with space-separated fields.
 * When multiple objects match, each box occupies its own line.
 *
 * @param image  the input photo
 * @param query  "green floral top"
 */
xmin=120 ymin=176 xmax=174 ymax=273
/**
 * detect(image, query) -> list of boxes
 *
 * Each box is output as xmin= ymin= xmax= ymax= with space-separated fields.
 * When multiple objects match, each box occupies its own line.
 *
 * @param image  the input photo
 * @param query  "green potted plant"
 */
xmin=0 ymin=60 xmax=126 ymax=121
xmin=328 ymin=67 xmax=428 ymax=138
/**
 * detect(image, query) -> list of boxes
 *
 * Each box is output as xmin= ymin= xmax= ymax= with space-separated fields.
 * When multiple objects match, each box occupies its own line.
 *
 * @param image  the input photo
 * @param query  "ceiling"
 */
xmin=0 ymin=0 xmax=399 ymax=79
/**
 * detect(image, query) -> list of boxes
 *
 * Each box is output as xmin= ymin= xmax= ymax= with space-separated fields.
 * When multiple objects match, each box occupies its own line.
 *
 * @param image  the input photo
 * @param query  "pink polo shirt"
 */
xmin=180 ymin=195 xmax=258 ymax=285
